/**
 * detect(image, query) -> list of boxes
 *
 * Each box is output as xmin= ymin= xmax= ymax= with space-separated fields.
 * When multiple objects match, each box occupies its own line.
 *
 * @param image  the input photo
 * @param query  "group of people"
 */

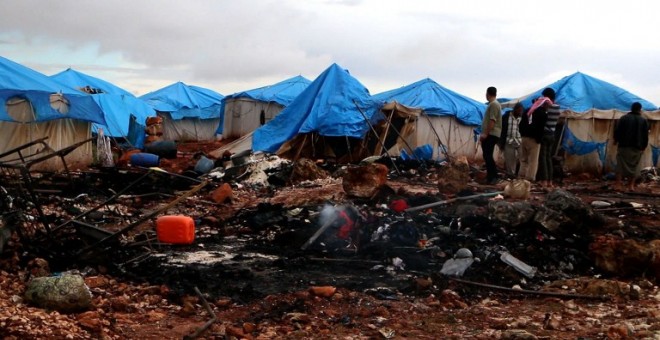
xmin=480 ymin=86 xmax=650 ymax=191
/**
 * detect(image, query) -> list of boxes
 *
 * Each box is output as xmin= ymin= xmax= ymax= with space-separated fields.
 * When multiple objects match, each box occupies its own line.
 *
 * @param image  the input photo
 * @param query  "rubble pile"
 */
xmin=1 ymin=148 xmax=659 ymax=338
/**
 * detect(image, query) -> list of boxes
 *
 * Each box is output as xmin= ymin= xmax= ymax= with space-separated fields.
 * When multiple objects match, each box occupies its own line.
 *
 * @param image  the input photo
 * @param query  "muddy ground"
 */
xmin=1 ymin=145 xmax=659 ymax=339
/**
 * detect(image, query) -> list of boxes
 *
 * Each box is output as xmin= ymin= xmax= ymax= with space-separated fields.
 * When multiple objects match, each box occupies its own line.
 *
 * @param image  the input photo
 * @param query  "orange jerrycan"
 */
xmin=156 ymin=215 xmax=195 ymax=244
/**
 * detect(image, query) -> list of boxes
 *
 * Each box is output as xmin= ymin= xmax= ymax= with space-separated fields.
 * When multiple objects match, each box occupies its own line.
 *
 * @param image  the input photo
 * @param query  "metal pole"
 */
xmin=422 ymin=112 xmax=451 ymax=161
xmin=405 ymin=191 xmax=503 ymax=212
xmin=352 ymin=100 xmax=401 ymax=174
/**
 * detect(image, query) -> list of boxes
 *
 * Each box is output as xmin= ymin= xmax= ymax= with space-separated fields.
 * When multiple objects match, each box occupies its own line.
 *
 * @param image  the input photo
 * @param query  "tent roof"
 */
xmin=51 ymin=68 xmax=156 ymax=137
xmin=51 ymin=68 xmax=134 ymax=97
xmin=139 ymin=82 xmax=224 ymax=119
xmin=224 ymin=75 xmax=311 ymax=106
xmin=0 ymin=56 xmax=105 ymax=124
xmin=253 ymin=63 xmax=382 ymax=153
xmin=503 ymin=72 xmax=659 ymax=113
xmin=372 ymin=78 xmax=485 ymax=126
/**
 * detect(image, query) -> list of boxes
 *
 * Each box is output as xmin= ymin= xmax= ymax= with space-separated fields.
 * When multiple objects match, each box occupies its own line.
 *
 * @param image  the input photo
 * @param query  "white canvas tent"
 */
xmin=140 ymin=82 xmax=224 ymax=142
xmin=0 ymin=57 xmax=106 ymax=172
xmin=502 ymin=72 xmax=660 ymax=173
xmin=372 ymin=78 xmax=485 ymax=162
xmin=220 ymin=76 xmax=311 ymax=139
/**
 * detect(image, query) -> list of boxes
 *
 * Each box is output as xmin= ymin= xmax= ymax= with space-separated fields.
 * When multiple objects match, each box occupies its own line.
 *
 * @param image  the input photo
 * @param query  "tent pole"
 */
xmin=422 ymin=112 xmax=451 ymax=162
xmin=352 ymin=100 xmax=401 ymax=174
xmin=360 ymin=102 xmax=419 ymax=161
xmin=374 ymin=109 xmax=396 ymax=156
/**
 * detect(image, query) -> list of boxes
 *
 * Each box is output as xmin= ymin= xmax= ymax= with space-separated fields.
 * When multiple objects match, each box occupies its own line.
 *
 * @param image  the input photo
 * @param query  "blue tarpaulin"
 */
xmin=139 ymin=82 xmax=223 ymax=120
xmin=652 ymin=145 xmax=660 ymax=167
xmin=217 ymin=75 xmax=311 ymax=134
xmin=51 ymin=68 xmax=156 ymax=147
xmin=561 ymin=126 xmax=607 ymax=166
xmin=253 ymin=63 xmax=382 ymax=153
xmin=507 ymin=72 xmax=657 ymax=112
xmin=0 ymin=56 xmax=105 ymax=125
xmin=372 ymin=78 xmax=485 ymax=126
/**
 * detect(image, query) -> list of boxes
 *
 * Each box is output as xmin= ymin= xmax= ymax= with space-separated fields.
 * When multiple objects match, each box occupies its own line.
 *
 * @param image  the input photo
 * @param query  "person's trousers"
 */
xmin=519 ymin=137 xmax=540 ymax=181
xmin=482 ymin=135 xmax=499 ymax=181
xmin=503 ymin=144 xmax=520 ymax=178
xmin=537 ymin=133 xmax=555 ymax=181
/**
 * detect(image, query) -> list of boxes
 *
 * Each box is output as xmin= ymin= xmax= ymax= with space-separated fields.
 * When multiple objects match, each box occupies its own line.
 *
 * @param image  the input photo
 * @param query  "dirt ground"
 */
xmin=1 ymin=150 xmax=659 ymax=339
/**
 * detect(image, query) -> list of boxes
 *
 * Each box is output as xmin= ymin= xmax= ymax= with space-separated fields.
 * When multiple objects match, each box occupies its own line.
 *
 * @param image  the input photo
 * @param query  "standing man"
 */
xmin=537 ymin=88 xmax=560 ymax=189
xmin=518 ymin=95 xmax=549 ymax=182
xmin=480 ymin=86 xmax=503 ymax=185
xmin=499 ymin=103 xmax=523 ymax=178
xmin=613 ymin=102 xmax=649 ymax=191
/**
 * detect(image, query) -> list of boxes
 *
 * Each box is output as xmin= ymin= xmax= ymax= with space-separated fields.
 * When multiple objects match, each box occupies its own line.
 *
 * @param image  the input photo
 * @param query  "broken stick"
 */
xmin=183 ymin=286 xmax=218 ymax=340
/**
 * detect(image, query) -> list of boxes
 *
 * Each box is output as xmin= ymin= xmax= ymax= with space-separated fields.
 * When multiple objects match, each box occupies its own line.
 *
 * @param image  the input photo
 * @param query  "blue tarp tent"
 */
xmin=140 ymin=82 xmax=224 ymax=141
xmin=51 ymin=68 xmax=156 ymax=148
xmin=253 ymin=63 xmax=382 ymax=154
xmin=373 ymin=78 xmax=486 ymax=160
xmin=373 ymin=78 xmax=484 ymax=126
xmin=0 ymin=56 xmax=105 ymax=124
xmin=503 ymin=72 xmax=660 ymax=173
xmin=503 ymin=72 xmax=657 ymax=113
xmin=0 ymin=56 xmax=106 ymax=171
xmin=220 ymin=76 xmax=311 ymax=137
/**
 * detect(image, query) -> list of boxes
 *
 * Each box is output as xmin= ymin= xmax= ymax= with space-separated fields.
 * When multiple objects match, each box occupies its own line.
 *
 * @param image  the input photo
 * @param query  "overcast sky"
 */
xmin=1 ymin=0 xmax=659 ymax=104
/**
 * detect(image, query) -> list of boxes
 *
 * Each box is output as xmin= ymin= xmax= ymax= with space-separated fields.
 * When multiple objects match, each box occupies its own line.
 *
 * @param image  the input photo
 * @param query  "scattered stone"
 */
xmin=210 ymin=183 xmax=233 ymax=204
xmin=24 ymin=274 xmax=92 ymax=312
xmin=309 ymin=286 xmax=337 ymax=298
xmin=76 ymin=310 xmax=102 ymax=332
xmin=502 ymin=329 xmax=538 ymax=340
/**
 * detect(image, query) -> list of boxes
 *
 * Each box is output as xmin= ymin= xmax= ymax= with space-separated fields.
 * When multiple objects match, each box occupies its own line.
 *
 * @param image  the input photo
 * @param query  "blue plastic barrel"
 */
xmin=194 ymin=156 xmax=214 ymax=174
xmin=144 ymin=141 xmax=178 ymax=159
xmin=130 ymin=153 xmax=160 ymax=167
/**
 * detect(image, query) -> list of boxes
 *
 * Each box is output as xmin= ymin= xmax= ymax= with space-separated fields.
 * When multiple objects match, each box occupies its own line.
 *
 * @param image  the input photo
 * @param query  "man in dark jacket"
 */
xmin=518 ymin=97 xmax=548 ymax=181
xmin=613 ymin=102 xmax=649 ymax=191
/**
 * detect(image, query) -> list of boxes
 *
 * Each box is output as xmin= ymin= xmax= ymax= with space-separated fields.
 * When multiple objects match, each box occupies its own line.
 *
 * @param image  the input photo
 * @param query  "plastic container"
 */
xmin=156 ymin=215 xmax=195 ymax=244
xmin=129 ymin=153 xmax=160 ymax=167
xmin=194 ymin=156 xmax=214 ymax=174
xmin=144 ymin=141 xmax=178 ymax=159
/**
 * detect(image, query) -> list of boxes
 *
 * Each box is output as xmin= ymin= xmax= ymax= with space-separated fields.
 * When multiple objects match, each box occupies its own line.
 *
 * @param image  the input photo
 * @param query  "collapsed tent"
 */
xmin=252 ymin=63 xmax=383 ymax=161
xmin=372 ymin=78 xmax=485 ymax=161
xmin=139 ymin=82 xmax=223 ymax=142
xmin=503 ymin=72 xmax=660 ymax=173
xmin=0 ymin=56 xmax=106 ymax=171
xmin=220 ymin=75 xmax=311 ymax=138
xmin=51 ymin=68 xmax=156 ymax=148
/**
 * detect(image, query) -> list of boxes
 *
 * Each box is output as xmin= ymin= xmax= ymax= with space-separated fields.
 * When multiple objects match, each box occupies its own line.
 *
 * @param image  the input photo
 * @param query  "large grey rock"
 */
xmin=24 ymin=274 xmax=92 ymax=312
xmin=488 ymin=200 xmax=536 ymax=227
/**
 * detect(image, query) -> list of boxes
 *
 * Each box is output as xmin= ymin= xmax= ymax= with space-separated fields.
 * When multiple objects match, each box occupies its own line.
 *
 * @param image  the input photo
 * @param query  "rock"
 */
xmin=290 ymin=158 xmax=328 ymax=183
xmin=309 ymin=286 xmax=337 ymax=298
xmin=84 ymin=276 xmax=110 ymax=289
xmin=109 ymin=295 xmax=132 ymax=312
xmin=27 ymin=258 xmax=50 ymax=278
xmin=589 ymin=236 xmax=660 ymax=279
xmin=77 ymin=311 xmax=102 ymax=332
xmin=210 ymin=183 xmax=233 ymax=204
xmin=502 ymin=329 xmax=538 ymax=340
xmin=533 ymin=206 xmax=571 ymax=234
xmin=439 ymin=289 xmax=468 ymax=309
xmin=24 ymin=274 xmax=92 ymax=312
xmin=489 ymin=200 xmax=536 ymax=227
xmin=342 ymin=163 xmax=388 ymax=198
xmin=243 ymin=322 xmax=257 ymax=334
